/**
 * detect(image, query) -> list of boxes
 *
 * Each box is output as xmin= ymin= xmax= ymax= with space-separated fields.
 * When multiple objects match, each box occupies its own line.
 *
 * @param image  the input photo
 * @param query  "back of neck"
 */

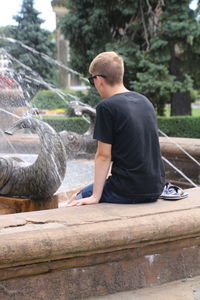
xmin=105 ymin=84 xmax=129 ymax=98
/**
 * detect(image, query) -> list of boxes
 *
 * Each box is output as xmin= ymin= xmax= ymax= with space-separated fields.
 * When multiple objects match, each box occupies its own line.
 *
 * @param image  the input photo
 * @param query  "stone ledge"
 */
xmin=159 ymin=136 xmax=200 ymax=158
xmin=0 ymin=187 xmax=200 ymax=270
xmin=0 ymin=195 xmax=58 ymax=214
xmin=159 ymin=137 xmax=200 ymax=187
xmin=1 ymin=187 xmax=200 ymax=299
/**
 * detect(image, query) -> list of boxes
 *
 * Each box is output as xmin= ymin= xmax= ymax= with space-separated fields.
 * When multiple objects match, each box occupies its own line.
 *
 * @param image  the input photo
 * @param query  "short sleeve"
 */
xmin=93 ymin=103 xmax=113 ymax=144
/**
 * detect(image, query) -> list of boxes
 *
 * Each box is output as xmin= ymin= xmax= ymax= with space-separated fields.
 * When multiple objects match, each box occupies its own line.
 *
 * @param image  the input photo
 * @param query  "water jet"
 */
xmin=0 ymin=37 xmax=200 ymax=300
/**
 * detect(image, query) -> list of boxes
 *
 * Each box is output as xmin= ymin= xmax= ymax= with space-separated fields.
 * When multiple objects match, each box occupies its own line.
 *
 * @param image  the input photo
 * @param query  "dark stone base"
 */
xmin=0 ymin=236 xmax=199 ymax=299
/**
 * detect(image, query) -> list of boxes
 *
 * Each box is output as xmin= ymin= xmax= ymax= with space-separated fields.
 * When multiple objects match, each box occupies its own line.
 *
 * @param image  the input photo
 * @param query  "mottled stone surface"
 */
xmin=1 ymin=135 xmax=199 ymax=189
xmin=0 ymin=195 xmax=58 ymax=214
xmin=0 ymin=187 xmax=200 ymax=299
xmin=159 ymin=137 xmax=200 ymax=187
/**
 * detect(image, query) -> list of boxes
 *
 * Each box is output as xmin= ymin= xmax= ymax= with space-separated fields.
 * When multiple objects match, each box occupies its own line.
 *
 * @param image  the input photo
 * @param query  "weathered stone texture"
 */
xmin=159 ymin=137 xmax=200 ymax=187
xmin=0 ymin=187 xmax=200 ymax=299
xmin=0 ymin=195 xmax=58 ymax=214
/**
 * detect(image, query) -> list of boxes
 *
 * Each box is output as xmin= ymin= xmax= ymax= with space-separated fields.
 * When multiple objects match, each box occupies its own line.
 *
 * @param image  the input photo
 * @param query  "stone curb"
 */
xmin=0 ymin=187 xmax=200 ymax=272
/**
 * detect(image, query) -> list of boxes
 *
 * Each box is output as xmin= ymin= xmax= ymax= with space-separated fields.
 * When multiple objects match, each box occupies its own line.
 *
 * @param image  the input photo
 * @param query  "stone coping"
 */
xmin=0 ymin=187 xmax=200 ymax=276
xmin=2 ymin=135 xmax=199 ymax=157
xmin=159 ymin=136 xmax=200 ymax=158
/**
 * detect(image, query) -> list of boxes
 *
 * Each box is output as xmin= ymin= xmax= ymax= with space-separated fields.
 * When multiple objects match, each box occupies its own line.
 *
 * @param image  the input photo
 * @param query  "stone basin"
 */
xmin=0 ymin=187 xmax=200 ymax=299
xmin=159 ymin=137 xmax=200 ymax=188
xmin=0 ymin=134 xmax=199 ymax=298
xmin=1 ymin=133 xmax=199 ymax=187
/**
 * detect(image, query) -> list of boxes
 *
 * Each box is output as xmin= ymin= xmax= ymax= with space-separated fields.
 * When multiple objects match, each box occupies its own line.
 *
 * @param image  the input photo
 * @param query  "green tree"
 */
xmin=158 ymin=0 xmax=200 ymax=115
xmin=8 ymin=0 xmax=56 ymax=85
xmin=61 ymin=0 xmax=200 ymax=115
xmin=0 ymin=26 xmax=14 ymax=49
xmin=0 ymin=25 xmax=11 ymax=37
xmin=60 ymin=0 xmax=136 ymax=75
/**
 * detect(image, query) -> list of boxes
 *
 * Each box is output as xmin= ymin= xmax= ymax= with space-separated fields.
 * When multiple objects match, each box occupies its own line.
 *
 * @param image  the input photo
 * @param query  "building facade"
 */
xmin=51 ymin=0 xmax=85 ymax=90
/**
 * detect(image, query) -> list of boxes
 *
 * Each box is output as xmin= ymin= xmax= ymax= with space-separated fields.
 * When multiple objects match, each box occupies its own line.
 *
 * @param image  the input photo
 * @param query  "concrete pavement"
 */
xmin=89 ymin=276 xmax=200 ymax=300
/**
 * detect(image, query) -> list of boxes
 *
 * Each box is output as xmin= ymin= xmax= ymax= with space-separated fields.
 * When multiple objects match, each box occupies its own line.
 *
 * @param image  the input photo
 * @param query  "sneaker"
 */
xmin=160 ymin=182 xmax=188 ymax=201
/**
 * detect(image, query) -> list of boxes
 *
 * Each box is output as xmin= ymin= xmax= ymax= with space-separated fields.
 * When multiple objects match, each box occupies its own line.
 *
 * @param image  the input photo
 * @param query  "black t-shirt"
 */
xmin=93 ymin=91 xmax=165 ymax=199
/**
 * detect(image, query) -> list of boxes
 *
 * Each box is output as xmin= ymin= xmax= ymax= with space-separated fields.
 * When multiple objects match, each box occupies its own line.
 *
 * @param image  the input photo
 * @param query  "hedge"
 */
xmin=42 ymin=117 xmax=89 ymax=134
xmin=158 ymin=116 xmax=200 ymax=138
xmin=41 ymin=116 xmax=200 ymax=138
xmin=31 ymin=89 xmax=78 ymax=111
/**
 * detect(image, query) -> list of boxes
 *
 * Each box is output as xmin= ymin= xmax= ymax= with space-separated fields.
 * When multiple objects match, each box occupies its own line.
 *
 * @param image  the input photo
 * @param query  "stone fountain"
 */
xmin=0 ymin=50 xmax=68 ymax=213
xmin=0 ymin=39 xmax=200 ymax=300
xmin=0 ymin=52 xmax=24 ymax=130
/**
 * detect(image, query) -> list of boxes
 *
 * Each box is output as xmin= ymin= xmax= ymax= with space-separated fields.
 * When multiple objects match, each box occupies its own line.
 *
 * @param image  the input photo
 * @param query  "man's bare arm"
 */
xmin=67 ymin=141 xmax=112 ymax=206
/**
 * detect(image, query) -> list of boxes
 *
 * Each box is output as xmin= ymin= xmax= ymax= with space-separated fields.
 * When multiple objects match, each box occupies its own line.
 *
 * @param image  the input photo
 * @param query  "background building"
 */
xmin=51 ymin=0 xmax=85 ymax=90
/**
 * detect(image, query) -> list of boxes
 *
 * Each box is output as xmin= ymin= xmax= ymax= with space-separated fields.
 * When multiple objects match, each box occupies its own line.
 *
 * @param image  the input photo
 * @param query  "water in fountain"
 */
xmin=159 ymin=129 xmax=200 ymax=167
xmin=159 ymin=129 xmax=200 ymax=188
xmin=162 ymin=156 xmax=198 ymax=188
xmin=0 ymin=41 xmax=94 ymax=196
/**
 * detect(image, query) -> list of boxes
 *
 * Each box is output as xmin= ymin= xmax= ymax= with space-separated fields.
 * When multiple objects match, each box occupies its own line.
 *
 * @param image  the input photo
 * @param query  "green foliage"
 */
xmin=158 ymin=116 xmax=200 ymax=138
xmin=60 ymin=0 xmax=138 ymax=75
xmin=3 ymin=0 xmax=56 ymax=87
xmin=42 ymin=116 xmax=89 ymax=133
xmin=60 ymin=0 xmax=200 ymax=116
xmin=41 ymin=114 xmax=200 ymax=139
xmin=190 ymin=89 xmax=200 ymax=103
xmin=157 ymin=0 xmax=200 ymax=115
xmin=164 ymin=103 xmax=200 ymax=117
xmin=75 ymin=88 xmax=101 ymax=107
xmin=0 ymin=26 xmax=12 ymax=37
xmin=131 ymin=54 xmax=193 ymax=114
xmin=31 ymin=89 xmax=78 ymax=111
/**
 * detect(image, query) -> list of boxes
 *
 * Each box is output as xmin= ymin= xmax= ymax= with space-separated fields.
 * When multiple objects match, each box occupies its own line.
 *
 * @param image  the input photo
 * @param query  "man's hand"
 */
xmin=61 ymin=141 xmax=111 ymax=208
xmin=67 ymin=195 xmax=99 ymax=206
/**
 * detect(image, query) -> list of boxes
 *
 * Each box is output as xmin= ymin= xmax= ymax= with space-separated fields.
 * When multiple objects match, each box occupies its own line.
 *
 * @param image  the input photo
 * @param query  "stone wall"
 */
xmin=159 ymin=137 xmax=200 ymax=188
xmin=1 ymin=187 xmax=200 ymax=299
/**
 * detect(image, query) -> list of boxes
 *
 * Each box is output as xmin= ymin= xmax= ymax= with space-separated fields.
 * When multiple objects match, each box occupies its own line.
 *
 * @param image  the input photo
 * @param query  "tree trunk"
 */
xmin=157 ymin=97 xmax=166 ymax=116
xmin=171 ymin=91 xmax=191 ymax=116
xmin=170 ymin=45 xmax=191 ymax=116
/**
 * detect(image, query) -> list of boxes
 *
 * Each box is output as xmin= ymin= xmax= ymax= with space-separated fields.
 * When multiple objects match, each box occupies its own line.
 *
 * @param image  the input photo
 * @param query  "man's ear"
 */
xmin=98 ymin=76 xmax=105 ymax=87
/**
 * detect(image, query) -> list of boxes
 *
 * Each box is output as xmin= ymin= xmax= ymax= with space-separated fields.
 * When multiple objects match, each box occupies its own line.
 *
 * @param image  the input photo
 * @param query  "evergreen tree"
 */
xmin=157 ymin=0 xmax=200 ymax=115
xmin=61 ymin=0 xmax=200 ymax=115
xmin=9 ymin=0 xmax=56 ymax=85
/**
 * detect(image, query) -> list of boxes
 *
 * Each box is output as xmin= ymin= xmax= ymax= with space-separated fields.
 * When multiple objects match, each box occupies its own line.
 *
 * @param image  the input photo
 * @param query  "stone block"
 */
xmin=0 ymin=195 xmax=58 ymax=214
xmin=0 ymin=187 xmax=200 ymax=299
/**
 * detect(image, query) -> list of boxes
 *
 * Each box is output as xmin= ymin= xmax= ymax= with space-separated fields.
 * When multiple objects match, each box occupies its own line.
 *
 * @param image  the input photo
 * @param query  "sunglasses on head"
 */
xmin=88 ymin=74 xmax=107 ymax=86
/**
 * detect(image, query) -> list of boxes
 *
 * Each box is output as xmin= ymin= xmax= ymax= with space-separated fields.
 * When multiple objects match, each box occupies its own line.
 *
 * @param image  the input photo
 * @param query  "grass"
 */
xmin=39 ymin=104 xmax=200 ymax=119
xmin=192 ymin=107 xmax=200 ymax=117
xmin=39 ymin=115 xmax=68 ymax=120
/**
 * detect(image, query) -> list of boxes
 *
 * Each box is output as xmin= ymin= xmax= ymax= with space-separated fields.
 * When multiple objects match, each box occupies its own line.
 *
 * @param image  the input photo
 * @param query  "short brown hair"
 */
xmin=89 ymin=51 xmax=124 ymax=86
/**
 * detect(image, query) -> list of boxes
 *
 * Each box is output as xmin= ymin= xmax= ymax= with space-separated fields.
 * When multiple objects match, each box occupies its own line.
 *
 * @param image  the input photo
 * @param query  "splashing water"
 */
xmin=1 ymin=36 xmax=88 ymax=84
xmin=0 ymin=36 xmax=198 ymax=191
xmin=0 ymin=40 xmax=94 ymax=193
xmin=159 ymin=129 xmax=200 ymax=167
xmin=0 ymin=108 xmax=20 ymax=119
xmin=162 ymin=156 xmax=198 ymax=187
